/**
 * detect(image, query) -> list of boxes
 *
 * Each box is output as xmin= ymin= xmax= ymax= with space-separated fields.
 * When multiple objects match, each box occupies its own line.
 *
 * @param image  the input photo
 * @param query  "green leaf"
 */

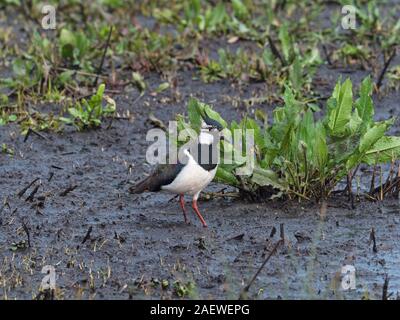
xmin=12 ymin=58 xmax=28 ymax=77
xmin=346 ymin=119 xmax=394 ymax=170
xmin=359 ymin=120 xmax=393 ymax=153
xmin=60 ymin=29 xmax=76 ymax=59
xmin=251 ymin=166 xmax=287 ymax=190
xmin=363 ymin=136 xmax=400 ymax=165
xmin=187 ymin=97 xmax=203 ymax=131
xmin=347 ymin=109 xmax=362 ymax=134
xmin=232 ymin=0 xmax=249 ymax=20
xmin=314 ymin=123 xmax=328 ymax=170
xmin=60 ymin=29 xmax=76 ymax=46
xmin=355 ymin=76 xmax=374 ymax=130
xmin=96 ymin=83 xmax=105 ymax=98
xmin=326 ymin=78 xmax=353 ymax=136
xmin=156 ymin=82 xmax=170 ymax=93
xmin=215 ymin=166 xmax=239 ymax=186
xmin=278 ymin=23 xmax=291 ymax=62
xmin=59 ymin=117 xmax=73 ymax=124
xmin=75 ymin=33 xmax=89 ymax=58
xmin=132 ymin=72 xmax=146 ymax=92
xmin=289 ymin=56 xmax=302 ymax=92
xmin=67 ymin=107 xmax=82 ymax=119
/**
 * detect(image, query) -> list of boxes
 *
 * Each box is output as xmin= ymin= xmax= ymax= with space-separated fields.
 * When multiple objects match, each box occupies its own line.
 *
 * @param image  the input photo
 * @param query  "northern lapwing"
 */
xmin=130 ymin=114 xmax=224 ymax=227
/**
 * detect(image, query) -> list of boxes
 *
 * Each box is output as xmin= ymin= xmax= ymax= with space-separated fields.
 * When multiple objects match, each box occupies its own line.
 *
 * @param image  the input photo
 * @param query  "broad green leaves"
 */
xmin=180 ymin=77 xmax=400 ymax=200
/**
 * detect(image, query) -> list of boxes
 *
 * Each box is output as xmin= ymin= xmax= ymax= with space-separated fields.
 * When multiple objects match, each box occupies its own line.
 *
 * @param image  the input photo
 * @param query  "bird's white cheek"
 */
xmin=199 ymin=131 xmax=214 ymax=144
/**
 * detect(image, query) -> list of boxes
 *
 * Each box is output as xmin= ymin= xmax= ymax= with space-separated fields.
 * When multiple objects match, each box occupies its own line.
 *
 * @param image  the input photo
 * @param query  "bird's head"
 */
xmin=200 ymin=113 xmax=224 ymax=133
xmin=199 ymin=113 xmax=224 ymax=144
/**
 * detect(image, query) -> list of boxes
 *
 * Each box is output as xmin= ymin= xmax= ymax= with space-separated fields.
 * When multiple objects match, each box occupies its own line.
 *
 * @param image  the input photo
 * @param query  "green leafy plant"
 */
xmin=60 ymin=84 xmax=116 ymax=130
xmin=179 ymin=76 xmax=400 ymax=201
xmin=59 ymin=28 xmax=91 ymax=68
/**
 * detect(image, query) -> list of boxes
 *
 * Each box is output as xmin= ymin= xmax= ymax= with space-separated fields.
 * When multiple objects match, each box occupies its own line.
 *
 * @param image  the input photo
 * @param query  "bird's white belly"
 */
xmin=162 ymin=161 xmax=217 ymax=196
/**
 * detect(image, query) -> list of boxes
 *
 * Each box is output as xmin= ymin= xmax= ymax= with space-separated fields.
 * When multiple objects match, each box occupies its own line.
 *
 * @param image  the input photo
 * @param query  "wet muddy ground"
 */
xmin=1 ymin=67 xmax=400 ymax=299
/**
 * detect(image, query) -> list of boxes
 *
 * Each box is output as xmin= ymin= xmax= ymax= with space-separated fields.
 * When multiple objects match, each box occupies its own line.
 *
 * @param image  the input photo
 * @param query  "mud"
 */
xmin=1 ymin=66 xmax=400 ymax=299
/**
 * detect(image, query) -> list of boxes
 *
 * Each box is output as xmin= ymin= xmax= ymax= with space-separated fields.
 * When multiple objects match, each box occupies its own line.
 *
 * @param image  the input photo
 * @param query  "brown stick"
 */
xmin=239 ymin=239 xmax=282 ymax=299
xmin=24 ymin=128 xmax=48 ymax=142
xmin=322 ymin=44 xmax=333 ymax=66
xmin=17 ymin=178 xmax=39 ymax=198
xmin=21 ymin=220 xmax=31 ymax=248
xmin=279 ymin=223 xmax=285 ymax=245
xmin=369 ymin=164 xmax=377 ymax=195
xmin=369 ymin=228 xmax=377 ymax=253
xmin=25 ymin=184 xmax=40 ymax=202
xmin=376 ymin=49 xmax=396 ymax=90
xmin=382 ymin=274 xmax=389 ymax=300
xmin=267 ymin=36 xmax=287 ymax=66
xmin=59 ymin=185 xmax=77 ymax=197
xmin=81 ymin=226 xmax=93 ymax=244
xmin=93 ymin=26 xmax=113 ymax=87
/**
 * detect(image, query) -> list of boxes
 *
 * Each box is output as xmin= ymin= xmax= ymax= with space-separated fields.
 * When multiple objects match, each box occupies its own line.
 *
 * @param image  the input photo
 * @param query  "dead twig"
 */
xmin=269 ymin=226 xmax=277 ymax=238
xmin=48 ymin=172 xmax=54 ymax=182
xmin=21 ymin=220 xmax=31 ymax=248
xmin=369 ymin=228 xmax=377 ymax=253
xmin=369 ymin=163 xmax=377 ymax=194
xmin=239 ymin=239 xmax=282 ymax=299
xmin=168 ymin=194 xmax=179 ymax=203
xmin=59 ymin=185 xmax=77 ymax=197
xmin=322 ymin=44 xmax=333 ymax=66
xmin=376 ymin=49 xmax=396 ymax=90
xmin=279 ymin=223 xmax=285 ymax=245
xmin=267 ymin=36 xmax=287 ymax=66
xmin=93 ymin=26 xmax=113 ymax=87
xmin=24 ymin=128 xmax=49 ymax=143
xmin=382 ymin=274 xmax=389 ymax=300
xmin=226 ymin=233 xmax=245 ymax=241
xmin=81 ymin=226 xmax=93 ymax=244
xmin=25 ymin=184 xmax=41 ymax=202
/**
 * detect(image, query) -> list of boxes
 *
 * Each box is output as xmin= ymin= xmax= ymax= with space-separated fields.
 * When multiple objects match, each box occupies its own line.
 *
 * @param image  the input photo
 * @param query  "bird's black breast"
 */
xmin=195 ymin=143 xmax=218 ymax=171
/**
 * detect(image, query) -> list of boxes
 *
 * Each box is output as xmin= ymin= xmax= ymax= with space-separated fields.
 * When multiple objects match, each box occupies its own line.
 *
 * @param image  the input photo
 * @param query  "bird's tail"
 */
xmin=129 ymin=177 xmax=151 ymax=194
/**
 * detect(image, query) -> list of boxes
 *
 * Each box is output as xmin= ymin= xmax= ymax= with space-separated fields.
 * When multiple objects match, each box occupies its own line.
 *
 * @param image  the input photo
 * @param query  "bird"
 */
xmin=129 ymin=113 xmax=224 ymax=227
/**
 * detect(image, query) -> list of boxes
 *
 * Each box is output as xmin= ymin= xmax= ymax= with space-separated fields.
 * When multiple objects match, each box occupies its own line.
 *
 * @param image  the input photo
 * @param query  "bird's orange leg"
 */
xmin=179 ymin=194 xmax=190 ymax=224
xmin=192 ymin=199 xmax=208 ymax=228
